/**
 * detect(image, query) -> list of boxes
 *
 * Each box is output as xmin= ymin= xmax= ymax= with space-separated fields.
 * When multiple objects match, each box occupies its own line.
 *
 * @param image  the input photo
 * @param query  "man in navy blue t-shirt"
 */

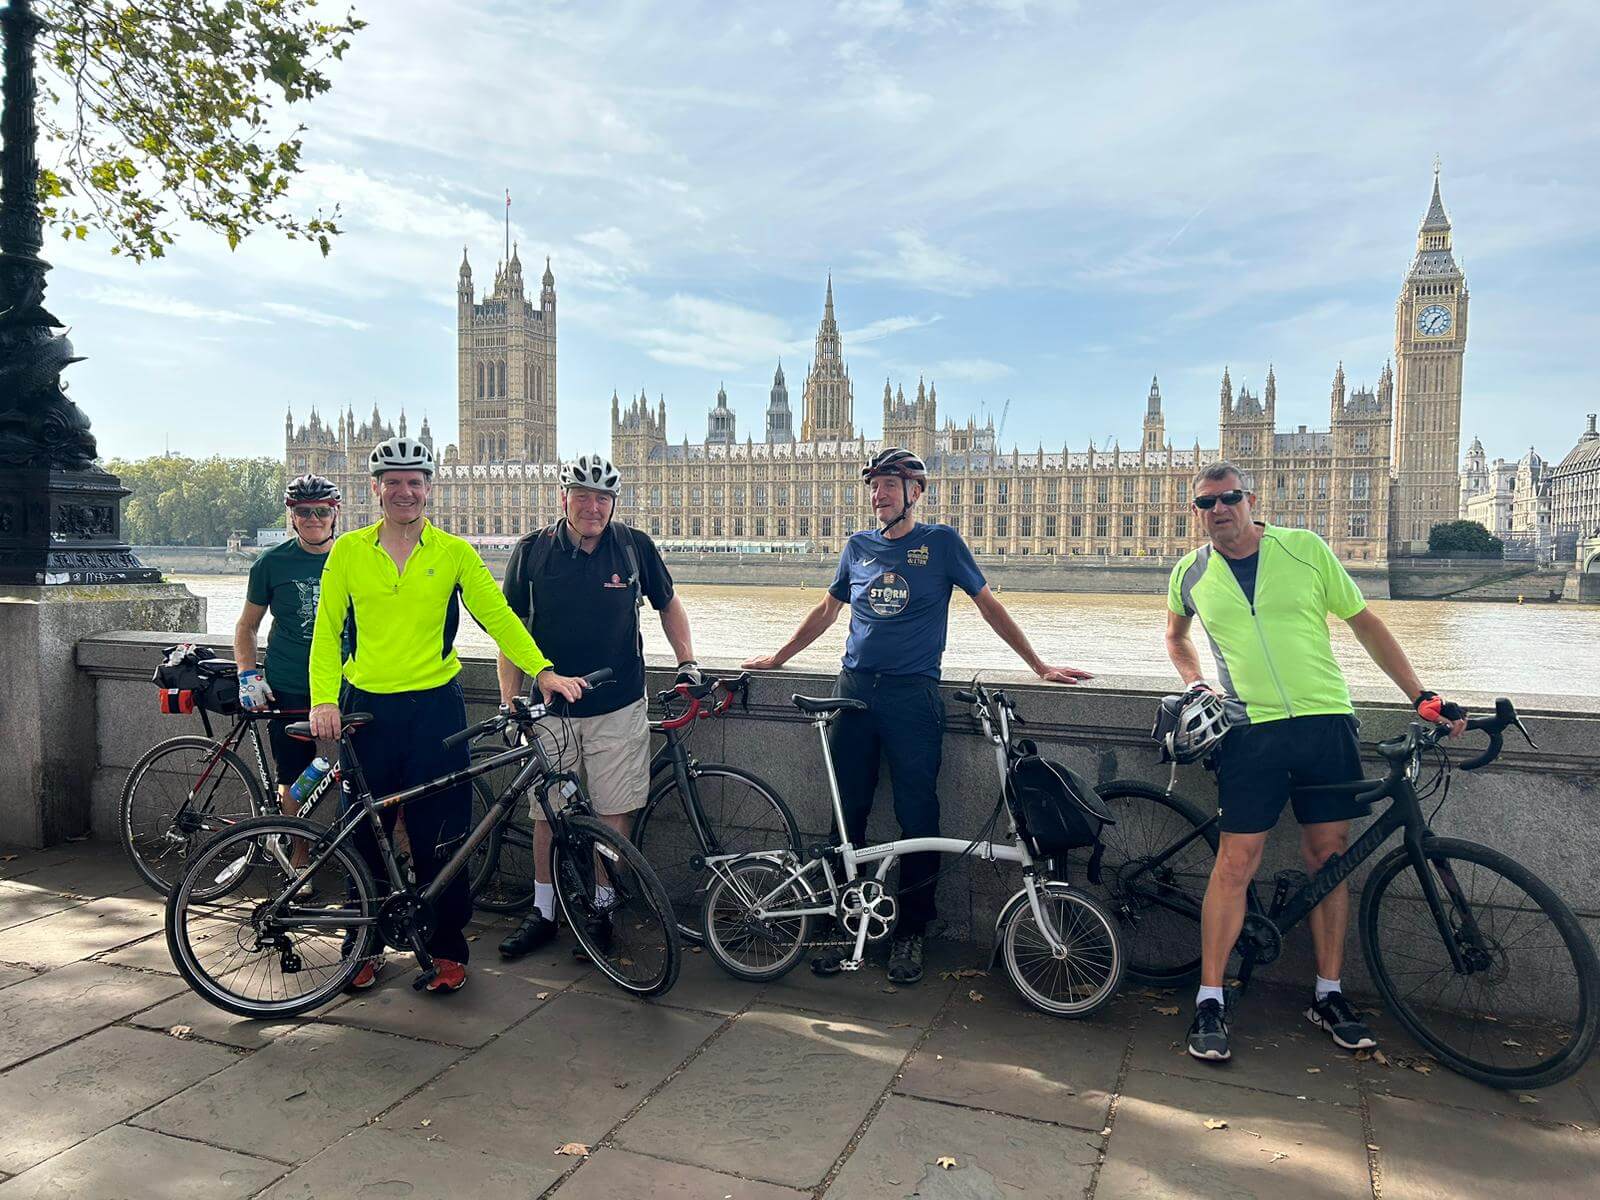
xmin=744 ymin=447 xmax=1092 ymax=983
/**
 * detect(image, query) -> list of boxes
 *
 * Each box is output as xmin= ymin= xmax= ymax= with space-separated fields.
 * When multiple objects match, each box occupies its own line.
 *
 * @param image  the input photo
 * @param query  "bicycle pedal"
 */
xmin=839 ymin=958 xmax=864 ymax=972
xmin=1268 ymin=869 xmax=1309 ymax=918
xmin=411 ymin=970 xmax=437 ymax=992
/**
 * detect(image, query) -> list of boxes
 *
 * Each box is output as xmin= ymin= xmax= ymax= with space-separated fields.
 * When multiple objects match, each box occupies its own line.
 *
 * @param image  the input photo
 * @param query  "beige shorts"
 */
xmin=529 ymin=696 xmax=651 ymax=821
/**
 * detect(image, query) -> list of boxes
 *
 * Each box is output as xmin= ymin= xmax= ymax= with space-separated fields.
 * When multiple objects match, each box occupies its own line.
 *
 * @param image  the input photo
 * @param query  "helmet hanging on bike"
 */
xmin=1153 ymin=688 xmax=1233 ymax=764
xmin=862 ymin=446 xmax=927 ymax=533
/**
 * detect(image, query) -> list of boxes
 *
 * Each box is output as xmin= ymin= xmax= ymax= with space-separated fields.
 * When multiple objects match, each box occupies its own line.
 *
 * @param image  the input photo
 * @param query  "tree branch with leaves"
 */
xmin=31 ymin=0 xmax=365 ymax=260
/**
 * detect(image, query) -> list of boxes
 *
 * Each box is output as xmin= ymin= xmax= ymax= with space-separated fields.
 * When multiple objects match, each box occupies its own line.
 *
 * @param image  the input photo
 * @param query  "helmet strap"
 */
xmin=878 ymin=476 xmax=914 ymax=533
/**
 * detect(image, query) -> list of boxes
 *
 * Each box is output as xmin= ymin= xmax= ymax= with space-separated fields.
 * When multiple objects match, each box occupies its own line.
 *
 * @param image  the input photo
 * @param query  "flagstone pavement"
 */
xmin=1 ymin=840 xmax=1598 ymax=1199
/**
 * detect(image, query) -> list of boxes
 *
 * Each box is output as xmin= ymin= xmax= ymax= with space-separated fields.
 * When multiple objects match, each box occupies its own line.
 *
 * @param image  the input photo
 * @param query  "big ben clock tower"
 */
xmin=1391 ymin=163 xmax=1469 ymax=556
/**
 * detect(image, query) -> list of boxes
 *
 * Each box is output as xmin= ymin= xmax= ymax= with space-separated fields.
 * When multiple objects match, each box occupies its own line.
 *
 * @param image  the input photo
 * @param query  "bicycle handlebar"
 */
xmin=1380 ymin=696 xmax=1535 ymax=773
xmin=441 ymin=668 xmax=615 ymax=750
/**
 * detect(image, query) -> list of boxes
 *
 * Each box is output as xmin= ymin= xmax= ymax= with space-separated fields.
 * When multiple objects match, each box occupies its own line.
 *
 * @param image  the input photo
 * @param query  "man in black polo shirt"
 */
xmin=496 ymin=453 xmax=700 ymax=958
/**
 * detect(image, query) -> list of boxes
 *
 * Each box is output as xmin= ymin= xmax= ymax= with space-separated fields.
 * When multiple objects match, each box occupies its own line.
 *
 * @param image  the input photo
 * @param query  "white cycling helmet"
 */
xmin=369 ymin=435 xmax=434 ymax=477
xmin=560 ymin=453 xmax=621 ymax=495
xmin=1153 ymin=688 xmax=1234 ymax=764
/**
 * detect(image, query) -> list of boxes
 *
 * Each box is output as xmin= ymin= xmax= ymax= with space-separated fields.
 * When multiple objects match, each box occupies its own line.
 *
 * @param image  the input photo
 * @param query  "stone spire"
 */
xmin=1146 ymin=375 xmax=1161 ymax=417
xmin=766 ymin=360 xmax=794 ymax=443
xmin=1219 ymin=365 xmax=1233 ymax=415
xmin=1264 ymin=363 xmax=1276 ymax=407
xmin=1421 ymin=160 xmax=1450 ymax=232
xmin=800 ymin=276 xmax=853 ymax=441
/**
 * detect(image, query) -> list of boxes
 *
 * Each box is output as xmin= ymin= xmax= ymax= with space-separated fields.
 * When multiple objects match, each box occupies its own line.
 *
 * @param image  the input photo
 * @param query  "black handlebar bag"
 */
xmin=1005 ymin=751 xmax=1116 ymax=880
xmin=152 ymin=644 xmax=241 ymax=716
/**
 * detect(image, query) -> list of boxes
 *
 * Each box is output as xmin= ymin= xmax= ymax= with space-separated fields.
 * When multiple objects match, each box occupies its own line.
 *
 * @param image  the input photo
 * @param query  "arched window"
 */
xmin=476 ymin=362 xmax=484 ymax=398
xmin=478 ymin=435 xmax=486 ymax=460
xmin=497 ymin=360 xmax=507 ymax=397
xmin=498 ymin=434 xmax=506 ymax=460
xmin=535 ymin=367 xmax=543 ymax=405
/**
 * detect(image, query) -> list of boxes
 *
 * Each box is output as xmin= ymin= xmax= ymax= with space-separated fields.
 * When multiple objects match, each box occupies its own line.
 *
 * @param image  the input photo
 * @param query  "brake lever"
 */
xmin=1512 ymin=717 xmax=1537 ymax=750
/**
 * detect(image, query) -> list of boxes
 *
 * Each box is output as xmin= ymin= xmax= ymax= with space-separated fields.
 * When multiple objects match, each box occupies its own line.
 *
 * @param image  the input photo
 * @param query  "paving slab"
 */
xmin=0 ymin=1124 xmax=283 ymax=1200
xmin=384 ymin=990 xmax=721 ymax=1166
xmin=0 ymin=960 xmax=186 ymax=1070
xmin=0 ymin=1025 xmax=238 ymax=1175
xmin=618 ymin=1004 xmax=921 ymax=1190
xmin=1127 ymin=983 xmax=1365 ymax=1107
xmin=95 ymin=932 xmax=178 ymax=974
xmin=133 ymin=1022 xmax=461 ymax=1163
xmin=573 ymin=943 xmax=760 ymax=1016
xmin=1369 ymin=1093 xmax=1600 ymax=1199
xmin=0 ymin=964 xmax=34 ymax=991
xmin=0 ymin=881 xmax=85 ymax=931
xmin=257 ymin=1127 xmax=549 ymax=1200
xmin=320 ymin=952 xmax=557 ymax=1046
xmin=128 ymin=989 xmax=312 ymax=1050
xmin=825 ymin=1093 xmax=1100 ymax=1199
xmin=0 ymin=845 xmax=87 ymax=882
xmin=0 ymin=846 xmax=146 ymax=900
xmin=895 ymin=990 xmax=1129 ymax=1130
xmin=554 ymin=1147 xmax=809 ymax=1199
xmin=758 ymin=953 xmax=954 ymax=1026
xmin=466 ymin=923 xmax=596 ymax=991
xmin=0 ymin=894 xmax=165 ymax=969
xmin=1095 ymin=1069 xmax=1369 ymax=1200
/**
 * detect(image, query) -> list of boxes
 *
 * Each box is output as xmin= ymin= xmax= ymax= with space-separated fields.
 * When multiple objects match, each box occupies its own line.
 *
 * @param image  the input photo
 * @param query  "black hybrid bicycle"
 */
xmin=166 ymin=669 xmax=681 ymax=1018
xmin=468 ymin=672 xmax=800 ymax=943
xmin=1088 ymin=699 xmax=1599 ymax=1089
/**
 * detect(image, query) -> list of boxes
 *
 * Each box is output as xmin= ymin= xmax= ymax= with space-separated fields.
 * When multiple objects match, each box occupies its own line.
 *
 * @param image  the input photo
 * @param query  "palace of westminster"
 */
xmin=286 ymin=170 xmax=1600 ymax=564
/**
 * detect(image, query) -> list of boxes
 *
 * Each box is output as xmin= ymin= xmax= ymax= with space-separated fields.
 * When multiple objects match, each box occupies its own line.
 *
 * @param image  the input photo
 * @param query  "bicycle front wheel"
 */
xmin=632 ymin=764 xmax=801 ymax=943
xmin=1089 ymin=782 xmax=1216 ymax=986
xmin=1001 ymin=883 xmax=1125 ymax=1018
xmin=553 ymin=815 xmax=680 ymax=997
xmin=702 ymin=856 xmax=813 ymax=982
xmin=1362 ymin=837 xmax=1600 ymax=1089
xmin=121 ymin=735 xmax=268 ymax=897
xmin=166 ymin=815 xmax=378 ymax=1019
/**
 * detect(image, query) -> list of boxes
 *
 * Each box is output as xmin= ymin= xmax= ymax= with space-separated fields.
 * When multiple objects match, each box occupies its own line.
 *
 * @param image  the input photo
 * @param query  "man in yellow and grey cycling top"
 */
xmin=1166 ymin=461 xmax=1466 ymax=1064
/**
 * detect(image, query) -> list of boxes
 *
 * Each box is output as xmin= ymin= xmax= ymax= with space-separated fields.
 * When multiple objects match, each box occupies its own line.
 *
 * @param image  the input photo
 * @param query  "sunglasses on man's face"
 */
xmin=292 ymin=506 xmax=334 ymax=520
xmin=1192 ymin=490 xmax=1246 ymax=511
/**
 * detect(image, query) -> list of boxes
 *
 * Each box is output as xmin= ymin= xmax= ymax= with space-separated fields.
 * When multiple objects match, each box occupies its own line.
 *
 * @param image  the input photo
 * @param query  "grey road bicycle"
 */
xmin=700 ymin=682 xmax=1126 ymax=1017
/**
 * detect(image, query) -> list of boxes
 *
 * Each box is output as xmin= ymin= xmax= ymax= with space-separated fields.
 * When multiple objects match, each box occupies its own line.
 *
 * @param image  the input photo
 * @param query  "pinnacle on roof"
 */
xmin=510 ymin=241 xmax=521 ymax=266
xmin=1421 ymin=160 xmax=1451 ymax=232
xmin=543 ymin=257 xmax=555 ymax=287
xmin=774 ymin=360 xmax=785 ymax=385
xmin=824 ymin=273 xmax=835 ymax=320
xmin=459 ymin=246 xmax=471 ymax=275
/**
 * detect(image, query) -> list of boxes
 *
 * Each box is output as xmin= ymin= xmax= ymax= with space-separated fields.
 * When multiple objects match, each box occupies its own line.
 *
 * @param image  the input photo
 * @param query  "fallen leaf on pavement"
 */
xmin=418 ymin=1119 xmax=432 ymax=1128
xmin=1203 ymin=1119 xmax=1228 ymax=1130
xmin=1305 ymin=1067 xmax=1321 ymax=1074
xmin=1372 ymin=1050 xmax=1390 ymax=1067
xmin=1239 ymin=1129 xmax=1262 ymax=1139
xmin=936 ymin=1156 xmax=958 ymax=1170
xmin=1265 ymin=1151 xmax=1288 ymax=1163
xmin=1367 ymin=1144 xmax=1381 ymax=1152
xmin=940 ymin=968 xmax=987 ymax=980
xmin=968 ymin=990 xmax=984 ymax=1003
xmin=467 ymin=934 xmax=479 ymax=942
xmin=536 ymin=992 xmax=551 ymax=1000
xmin=1502 ymin=1039 xmax=1523 ymax=1048
xmin=0 ymin=854 xmax=17 ymax=862
xmin=1153 ymin=1005 xmax=1180 ymax=1016
xmin=555 ymin=1143 xmax=590 ymax=1157
xmin=1354 ymin=1050 xmax=1372 ymax=1061
xmin=284 ymin=1090 xmax=308 ymax=1101
xmin=1410 ymin=1061 xmax=1434 ymax=1076
xmin=168 ymin=1025 xmax=193 ymax=1040
xmin=1518 ymin=1095 xmax=1540 ymax=1105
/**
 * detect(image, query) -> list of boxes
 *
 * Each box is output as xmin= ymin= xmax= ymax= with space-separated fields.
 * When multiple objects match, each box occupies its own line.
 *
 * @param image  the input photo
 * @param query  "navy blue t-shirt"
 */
xmin=828 ymin=523 xmax=987 ymax=677
xmin=1223 ymin=550 xmax=1259 ymax=606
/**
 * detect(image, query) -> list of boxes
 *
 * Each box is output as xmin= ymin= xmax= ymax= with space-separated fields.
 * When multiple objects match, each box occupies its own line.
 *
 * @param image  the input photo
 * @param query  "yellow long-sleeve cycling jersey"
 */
xmin=309 ymin=519 xmax=552 ymax=706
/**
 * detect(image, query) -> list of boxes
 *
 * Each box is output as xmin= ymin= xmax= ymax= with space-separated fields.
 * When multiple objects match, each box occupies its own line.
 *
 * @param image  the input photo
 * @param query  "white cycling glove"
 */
xmin=239 ymin=669 xmax=275 ymax=711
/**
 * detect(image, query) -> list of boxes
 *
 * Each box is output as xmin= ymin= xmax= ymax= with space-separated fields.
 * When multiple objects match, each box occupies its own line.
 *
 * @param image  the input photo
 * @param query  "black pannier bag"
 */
xmin=1005 ymin=745 xmax=1116 ymax=873
xmin=152 ymin=643 xmax=241 ymax=716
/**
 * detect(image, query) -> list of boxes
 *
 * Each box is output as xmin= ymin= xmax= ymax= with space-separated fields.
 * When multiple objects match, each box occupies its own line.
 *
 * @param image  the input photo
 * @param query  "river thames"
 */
xmin=172 ymin=575 xmax=1600 ymax=699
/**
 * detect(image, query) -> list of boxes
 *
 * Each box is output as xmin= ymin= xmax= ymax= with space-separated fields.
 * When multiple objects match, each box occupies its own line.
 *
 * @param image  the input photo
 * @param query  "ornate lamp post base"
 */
xmin=0 ymin=468 xmax=162 ymax=585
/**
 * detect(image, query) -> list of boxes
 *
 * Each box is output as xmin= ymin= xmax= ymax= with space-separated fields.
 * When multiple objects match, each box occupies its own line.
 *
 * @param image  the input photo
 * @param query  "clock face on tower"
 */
xmin=1417 ymin=304 xmax=1452 ymax=337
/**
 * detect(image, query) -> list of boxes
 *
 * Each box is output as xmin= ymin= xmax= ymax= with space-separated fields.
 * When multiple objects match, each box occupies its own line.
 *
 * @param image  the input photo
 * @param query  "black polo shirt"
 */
xmin=502 ymin=520 xmax=674 ymax=717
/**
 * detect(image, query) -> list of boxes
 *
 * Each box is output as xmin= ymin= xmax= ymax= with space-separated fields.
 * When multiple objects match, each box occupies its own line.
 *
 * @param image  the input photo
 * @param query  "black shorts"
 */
xmin=1213 ymin=713 xmax=1368 ymax=835
xmin=265 ymin=690 xmax=316 ymax=787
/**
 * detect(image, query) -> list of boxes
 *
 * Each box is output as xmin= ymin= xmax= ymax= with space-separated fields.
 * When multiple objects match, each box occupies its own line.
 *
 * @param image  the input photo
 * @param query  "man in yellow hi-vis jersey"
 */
xmin=310 ymin=435 xmax=586 ymax=994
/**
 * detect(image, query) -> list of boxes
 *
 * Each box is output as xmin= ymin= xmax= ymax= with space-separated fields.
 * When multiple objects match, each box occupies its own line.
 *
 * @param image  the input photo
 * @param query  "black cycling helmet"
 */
xmin=284 ymin=474 xmax=341 ymax=507
xmin=862 ymin=446 xmax=927 ymax=532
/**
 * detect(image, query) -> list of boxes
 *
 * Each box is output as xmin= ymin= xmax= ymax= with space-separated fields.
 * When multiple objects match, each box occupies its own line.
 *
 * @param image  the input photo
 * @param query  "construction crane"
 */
xmin=995 ymin=397 xmax=1011 ymax=444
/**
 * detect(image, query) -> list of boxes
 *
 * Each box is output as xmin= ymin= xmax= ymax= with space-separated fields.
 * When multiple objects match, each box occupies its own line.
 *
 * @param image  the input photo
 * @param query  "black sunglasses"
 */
xmin=292 ymin=505 xmax=335 ymax=519
xmin=1192 ymin=490 xmax=1246 ymax=510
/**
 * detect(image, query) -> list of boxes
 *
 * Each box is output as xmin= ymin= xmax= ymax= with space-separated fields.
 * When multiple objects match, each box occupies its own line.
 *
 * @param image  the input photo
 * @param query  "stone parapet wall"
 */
xmin=76 ymin=632 xmax=1599 ymax=1004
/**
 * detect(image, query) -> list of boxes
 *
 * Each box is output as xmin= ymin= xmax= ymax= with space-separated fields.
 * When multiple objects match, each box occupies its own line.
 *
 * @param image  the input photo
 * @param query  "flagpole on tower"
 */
xmin=504 ymin=188 xmax=511 ymax=266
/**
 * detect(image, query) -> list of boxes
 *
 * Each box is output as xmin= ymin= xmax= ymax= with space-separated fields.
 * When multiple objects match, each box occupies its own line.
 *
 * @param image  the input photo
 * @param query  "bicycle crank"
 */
xmin=839 ymin=880 xmax=897 ymax=942
xmin=1235 ymin=912 xmax=1283 ymax=965
xmin=377 ymin=892 xmax=437 ymax=950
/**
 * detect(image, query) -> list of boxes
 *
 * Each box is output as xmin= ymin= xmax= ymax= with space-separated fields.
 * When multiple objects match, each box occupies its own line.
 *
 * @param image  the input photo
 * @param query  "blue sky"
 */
xmin=52 ymin=0 xmax=1600 ymax=467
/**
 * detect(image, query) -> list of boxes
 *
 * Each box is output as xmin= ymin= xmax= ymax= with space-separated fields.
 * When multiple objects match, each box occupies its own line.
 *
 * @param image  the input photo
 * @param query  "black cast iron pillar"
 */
xmin=0 ymin=0 xmax=158 ymax=584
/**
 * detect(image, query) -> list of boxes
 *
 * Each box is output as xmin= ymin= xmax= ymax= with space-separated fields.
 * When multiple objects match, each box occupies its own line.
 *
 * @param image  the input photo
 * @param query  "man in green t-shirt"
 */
xmin=234 ymin=475 xmax=342 ymax=818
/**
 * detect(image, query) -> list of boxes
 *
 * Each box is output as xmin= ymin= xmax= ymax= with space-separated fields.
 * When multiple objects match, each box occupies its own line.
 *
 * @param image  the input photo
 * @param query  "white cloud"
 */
xmin=853 ymin=232 xmax=1003 ymax=295
xmin=845 ymin=313 xmax=942 ymax=343
xmin=928 ymin=357 xmax=1014 ymax=383
xmin=261 ymin=302 xmax=371 ymax=331
xmin=84 ymin=285 xmax=269 ymax=325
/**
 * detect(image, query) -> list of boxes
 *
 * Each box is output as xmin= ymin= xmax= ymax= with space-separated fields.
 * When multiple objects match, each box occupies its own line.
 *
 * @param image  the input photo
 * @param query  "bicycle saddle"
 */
xmin=285 ymin=712 xmax=375 ymax=741
xmin=791 ymin=695 xmax=868 ymax=715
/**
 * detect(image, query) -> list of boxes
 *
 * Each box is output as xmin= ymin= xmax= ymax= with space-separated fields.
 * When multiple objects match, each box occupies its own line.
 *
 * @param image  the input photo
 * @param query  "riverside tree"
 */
xmin=32 ymin=0 xmax=365 ymax=260
xmin=108 ymin=454 xmax=285 ymax=545
xmin=1427 ymin=520 xmax=1505 ymax=558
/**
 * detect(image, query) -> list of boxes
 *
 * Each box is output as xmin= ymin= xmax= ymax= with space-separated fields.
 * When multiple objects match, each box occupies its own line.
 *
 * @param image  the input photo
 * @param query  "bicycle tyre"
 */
xmin=121 ymin=735 xmax=268 ymax=898
xmin=166 ymin=815 xmax=378 ymax=1019
xmin=1088 ymin=781 xmax=1217 ymax=986
xmin=701 ymin=856 xmax=814 ymax=983
xmin=1001 ymin=882 xmax=1125 ymax=1018
xmin=552 ymin=814 xmax=680 ymax=997
xmin=632 ymin=763 xmax=801 ymax=944
xmin=1361 ymin=836 xmax=1600 ymax=1089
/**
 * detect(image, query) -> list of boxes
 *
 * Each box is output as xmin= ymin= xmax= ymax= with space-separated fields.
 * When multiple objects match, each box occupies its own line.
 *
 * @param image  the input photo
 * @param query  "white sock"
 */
xmin=1315 ymin=975 xmax=1341 ymax=1001
xmin=1196 ymin=985 xmax=1226 ymax=1008
xmin=595 ymin=884 xmax=616 ymax=909
xmin=534 ymin=882 xmax=554 ymax=921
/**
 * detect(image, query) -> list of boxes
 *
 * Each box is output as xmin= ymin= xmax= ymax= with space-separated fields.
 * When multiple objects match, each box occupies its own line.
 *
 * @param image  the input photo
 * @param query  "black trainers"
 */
xmin=498 ymin=912 xmax=557 ymax=960
xmin=572 ymin=914 xmax=613 ymax=964
xmin=1306 ymin=991 xmax=1377 ymax=1051
xmin=810 ymin=949 xmax=846 ymax=976
xmin=886 ymin=934 xmax=924 ymax=985
xmin=1187 ymin=998 xmax=1231 ymax=1061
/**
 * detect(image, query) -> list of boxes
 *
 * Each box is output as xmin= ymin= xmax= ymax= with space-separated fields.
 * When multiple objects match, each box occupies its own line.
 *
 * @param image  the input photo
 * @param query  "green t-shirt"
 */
xmin=246 ymin=539 xmax=332 ymax=698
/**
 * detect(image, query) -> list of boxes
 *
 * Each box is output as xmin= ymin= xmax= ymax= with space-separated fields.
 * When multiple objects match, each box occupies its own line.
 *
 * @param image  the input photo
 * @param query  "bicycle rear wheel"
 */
xmin=1001 ymin=883 xmax=1125 ymax=1018
xmin=632 ymin=764 xmax=801 ymax=944
xmin=702 ymin=856 xmax=813 ymax=982
xmin=1362 ymin=837 xmax=1600 ymax=1089
xmin=552 ymin=814 xmax=680 ymax=997
xmin=1088 ymin=782 xmax=1216 ymax=986
xmin=166 ymin=815 xmax=378 ymax=1019
xmin=121 ymin=735 xmax=268 ymax=897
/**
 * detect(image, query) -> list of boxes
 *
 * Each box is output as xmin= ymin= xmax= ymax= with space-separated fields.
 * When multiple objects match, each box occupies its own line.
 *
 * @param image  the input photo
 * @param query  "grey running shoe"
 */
xmin=1306 ymin=991 xmax=1377 ymax=1051
xmin=1187 ymin=998 xmax=1231 ymax=1061
xmin=886 ymin=934 xmax=924 ymax=985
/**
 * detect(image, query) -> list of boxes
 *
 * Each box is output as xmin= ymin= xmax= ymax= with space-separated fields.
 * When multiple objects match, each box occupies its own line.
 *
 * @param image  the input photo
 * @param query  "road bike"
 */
xmin=468 ymin=672 xmax=800 ymax=945
xmin=699 ymin=682 xmax=1125 ymax=1017
xmin=1088 ymin=698 xmax=1600 ymax=1088
xmin=165 ymin=669 xmax=681 ymax=1018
